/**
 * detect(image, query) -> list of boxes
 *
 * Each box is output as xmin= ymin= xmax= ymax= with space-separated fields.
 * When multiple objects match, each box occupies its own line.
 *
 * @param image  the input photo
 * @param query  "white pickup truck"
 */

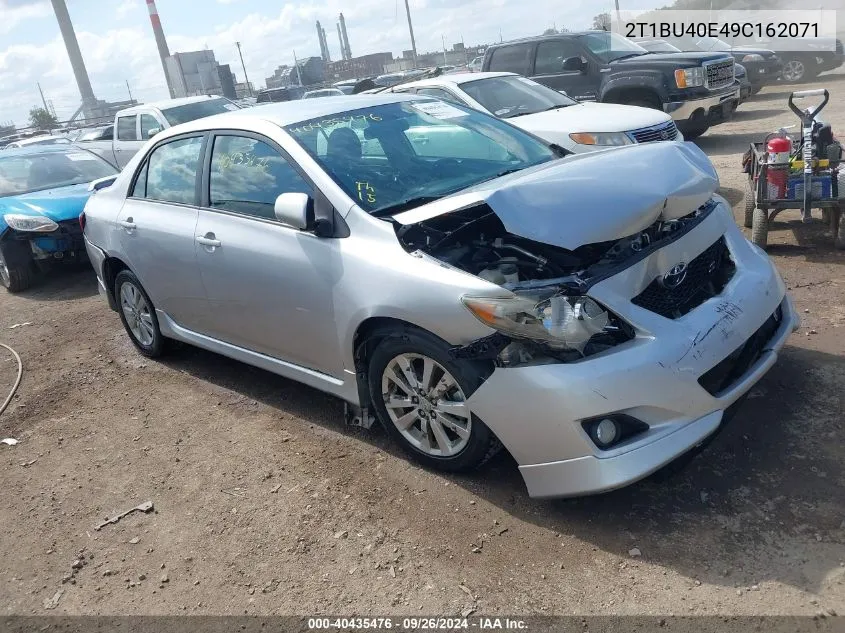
xmin=79 ymin=95 xmax=239 ymax=169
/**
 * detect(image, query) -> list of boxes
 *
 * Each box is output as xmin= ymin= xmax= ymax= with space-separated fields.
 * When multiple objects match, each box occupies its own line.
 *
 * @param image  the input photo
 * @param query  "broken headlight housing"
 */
xmin=462 ymin=293 xmax=630 ymax=354
xmin=4 ymin=214 xmax=59 ymax=233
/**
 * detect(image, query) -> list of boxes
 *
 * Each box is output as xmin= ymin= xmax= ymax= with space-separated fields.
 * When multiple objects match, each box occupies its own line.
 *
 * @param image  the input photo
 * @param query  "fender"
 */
xmin=600 ymin=71 xmax=669 ymax=104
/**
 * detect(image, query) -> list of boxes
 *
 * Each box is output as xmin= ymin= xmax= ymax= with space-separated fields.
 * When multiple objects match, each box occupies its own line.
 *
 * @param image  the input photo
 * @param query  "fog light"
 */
xmin=593 ymin=418 xmax=620 ymax=447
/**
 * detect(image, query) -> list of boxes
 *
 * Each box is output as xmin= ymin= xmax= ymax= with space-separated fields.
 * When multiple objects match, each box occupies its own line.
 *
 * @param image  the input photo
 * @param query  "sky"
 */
xmin=0 ymin=0 xmax=670 ymax=127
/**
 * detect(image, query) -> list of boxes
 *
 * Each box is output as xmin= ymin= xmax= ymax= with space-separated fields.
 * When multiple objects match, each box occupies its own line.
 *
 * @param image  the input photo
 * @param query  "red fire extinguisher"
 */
xmin=766 ymin=135 xmax=792 ymax=199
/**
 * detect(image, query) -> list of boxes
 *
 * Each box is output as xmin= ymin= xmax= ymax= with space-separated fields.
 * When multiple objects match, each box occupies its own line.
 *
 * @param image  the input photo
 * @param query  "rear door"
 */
xmin=531 ymin=38 xmax=597 ymax=100
xmin=114 ymin=114 xmax=146 ymax=168
xmin=193 ymin=131 xmax=343 ymax=376
xmin=117 ymin=134 xmax=209 ymax=330
xmin=486 ymin=43 xmax=534 ymax=76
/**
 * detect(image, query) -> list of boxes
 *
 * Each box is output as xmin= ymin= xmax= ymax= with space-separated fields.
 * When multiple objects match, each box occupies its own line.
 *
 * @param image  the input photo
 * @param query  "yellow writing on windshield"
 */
xmin=217 ymin=152 xmax=270 ymax=171
xmin=356 ymin=181 xmax=376 ymax=204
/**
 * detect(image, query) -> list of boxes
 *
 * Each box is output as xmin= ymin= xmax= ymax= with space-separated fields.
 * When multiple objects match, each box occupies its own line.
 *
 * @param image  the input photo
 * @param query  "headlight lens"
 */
xmin=741 ymin=54 xmax=764 ymax=62
xmin=674 ymin=67 xmax=706 ymax=88
xmin=3 ymin=214 xmax=59 ymax=232
xmin=569 ymin=132 xmax=633 ymax=146
xmin=462 ymin=294 xmax=615 ymax=352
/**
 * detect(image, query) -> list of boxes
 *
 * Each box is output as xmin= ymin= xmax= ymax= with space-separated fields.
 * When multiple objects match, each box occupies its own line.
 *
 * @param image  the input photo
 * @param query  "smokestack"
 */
xmin=336 ymin=22 xmax=346 ymax=60
xmin=145 ymin=0 xmax=175 ymax=98
xmin=322 ymin=27 xmax=331 ymax=62
xmin=339 ymin=13 xmax=352 ymax=60
xmin=316 ymin=20 xmax=329 ymax=62
xmin=50 ymin=0 xmax=97 ymax=117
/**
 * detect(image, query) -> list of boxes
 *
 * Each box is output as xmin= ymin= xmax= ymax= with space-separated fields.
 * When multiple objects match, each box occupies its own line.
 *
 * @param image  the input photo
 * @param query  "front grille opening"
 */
xmin=631 ymin=237 xmax=736 ymax=320
xmin=705 ymin=60 xmax=735 ymax=90
xmin=698 ymin=306 xmax=783 ymax=396
xmin=630 ymin=121 xmax=679 ymax=144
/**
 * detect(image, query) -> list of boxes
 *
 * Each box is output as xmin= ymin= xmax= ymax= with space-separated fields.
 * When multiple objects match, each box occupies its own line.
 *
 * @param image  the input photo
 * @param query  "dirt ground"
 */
xmin=1 ymin=74 xmax=844 ymax=619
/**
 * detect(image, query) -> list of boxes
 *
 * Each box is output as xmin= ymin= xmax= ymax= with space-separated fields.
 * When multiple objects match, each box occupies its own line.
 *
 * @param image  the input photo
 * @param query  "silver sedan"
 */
xmin=82 ymin=94 xmax=798 ymax=498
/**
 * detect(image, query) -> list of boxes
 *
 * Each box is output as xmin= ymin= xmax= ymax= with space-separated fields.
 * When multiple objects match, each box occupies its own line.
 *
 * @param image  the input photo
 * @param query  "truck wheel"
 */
xmin=0 ymin=241 xmax=34 ymax=293
xmin=744 ymin=178 xmax=756 ymax=228
xmin=834 ymin=208 xmax=845 ymax=250
xmin=682 ymin=125 xmax=709 ymax=141
xmin=751 ymin=207 xmax=769 ymax=248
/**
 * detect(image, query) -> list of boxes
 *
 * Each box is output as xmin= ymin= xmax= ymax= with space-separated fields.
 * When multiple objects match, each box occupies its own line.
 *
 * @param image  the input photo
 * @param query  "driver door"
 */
xmin=531 ymin=38 xmax=598 ymax=101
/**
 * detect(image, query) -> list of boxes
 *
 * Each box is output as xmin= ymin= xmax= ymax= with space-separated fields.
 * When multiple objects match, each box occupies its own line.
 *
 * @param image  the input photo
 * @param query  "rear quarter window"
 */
xmin=487 ymin=44 xmax=533 ymax=75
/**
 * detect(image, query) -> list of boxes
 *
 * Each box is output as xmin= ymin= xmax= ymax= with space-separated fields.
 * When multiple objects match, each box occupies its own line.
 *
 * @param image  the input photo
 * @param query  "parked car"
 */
xmin=734 ymin=36 xmax=843 ymax=83
xmin=468 ymin=56 xmax=484 ymax=72
xmin=656 ymin=36 xmax=781 ymax=94
xmin=4 ymin=135 xmax=72 ymax=150
xmin=482 ymin=31 xmax=740 ymax=140
xmin=333 ymin=80 xmax=360 ymax=95
xmin=82 ymin=95 xmax=240 ymax=169
xmin=635 ymin=40 xmax=753 ymax=102
xmin=0 ymin=146 xmax=117 ymax=291
xmin=75 ymin=126 xmax=114 ymax=142
xmin=303 ymin=88 xmax=345 ymax=99
xmin=82 ymin=94 xmax=798 ymax=498
xmin=388 ymin=72 xmax=682 ymax=152
xmin=256 ymin=86 xmax=307 ymax=103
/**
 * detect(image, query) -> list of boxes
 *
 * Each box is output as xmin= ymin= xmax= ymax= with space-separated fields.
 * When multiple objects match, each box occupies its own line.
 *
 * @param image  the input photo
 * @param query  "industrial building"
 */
xmin=165 ymin=50 xmax=237 ymax=99
xmin=265 ymin=57 xmax=326 ymax=89
xmin=326 ymin=52 xmax=394 ymax=82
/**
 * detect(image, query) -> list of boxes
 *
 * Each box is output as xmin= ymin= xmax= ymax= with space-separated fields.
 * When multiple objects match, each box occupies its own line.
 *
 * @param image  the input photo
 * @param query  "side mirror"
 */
xmin=145 ymin=128 xmax=161 ymax=139
xmin=562 ymin=56 xmax=586 ymax=72
xmin=88 ymin=175 xmax=118 ymax=192
xmin=274 ymin=192 xmax=312 ymax=230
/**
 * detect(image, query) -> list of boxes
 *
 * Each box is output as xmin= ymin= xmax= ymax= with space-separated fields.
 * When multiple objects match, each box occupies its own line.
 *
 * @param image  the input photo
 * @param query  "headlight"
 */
xmin=569 ymin=132 xmax=633 ymax=146
xmin=741 ymin=54 xmax=764 ymax=62
xmin=462 ymin=294 xmax=615 ymax=352
xmin=3 ymin=214 xmax=59 ymax=232
xmin=674 ymin=67 xmax=706 ymax=88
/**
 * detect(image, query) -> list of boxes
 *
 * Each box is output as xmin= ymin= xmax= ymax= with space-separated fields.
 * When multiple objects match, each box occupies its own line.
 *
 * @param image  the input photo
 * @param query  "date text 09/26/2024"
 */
xmin=307 ymin=617 xmax=528 ymax=630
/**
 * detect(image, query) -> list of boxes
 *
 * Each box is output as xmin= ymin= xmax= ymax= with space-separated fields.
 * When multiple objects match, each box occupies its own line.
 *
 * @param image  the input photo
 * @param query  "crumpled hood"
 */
xmin=393 ymin=141 xmax=718 ymax=251
xmin=0 ymin=183 xmax=91 ymax=232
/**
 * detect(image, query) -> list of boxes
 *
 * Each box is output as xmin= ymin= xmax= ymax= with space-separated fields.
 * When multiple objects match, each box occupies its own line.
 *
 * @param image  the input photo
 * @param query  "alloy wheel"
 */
xmin=381 ymin=353 xmax=471 ymax=457
xmin=119 ymin=281 xmax=155 ymax=347
xmin=783 ymin=60 xmax=805 ymax=82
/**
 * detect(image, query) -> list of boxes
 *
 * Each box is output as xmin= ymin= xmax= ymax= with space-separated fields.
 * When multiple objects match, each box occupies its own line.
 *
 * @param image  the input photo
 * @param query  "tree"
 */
xmin=592 ymin=12 xmax=611 ymax=31
xmin=28 ymin=107 xmax=58 ymax=131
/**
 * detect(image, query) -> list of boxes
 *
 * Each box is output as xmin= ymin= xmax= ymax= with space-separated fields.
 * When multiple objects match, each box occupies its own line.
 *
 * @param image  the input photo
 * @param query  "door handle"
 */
xmin=120 ymin=218 xmax=136 ymax=230
xmin=196 ymin=235 xmax=222 ymax=248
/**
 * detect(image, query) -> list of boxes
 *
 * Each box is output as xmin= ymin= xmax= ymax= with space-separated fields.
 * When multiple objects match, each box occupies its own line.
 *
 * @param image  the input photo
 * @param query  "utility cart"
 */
xmin=742 ymin=89 xmax=845 ymax=249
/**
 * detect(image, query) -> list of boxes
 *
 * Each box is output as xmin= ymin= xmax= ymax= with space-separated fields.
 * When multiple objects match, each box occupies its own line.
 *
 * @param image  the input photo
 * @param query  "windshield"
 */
xmin=161 ymin=98 xmax=239 ymax=126
xmin=642 ymin=40 xmax=681 ymax=53
xmin=285 ymin=101 xmax=556 ymax=215
xmin=696 ymin=36 xmax=733 ymax=51
xmin=0 ymin=150 xmax=116 ymax=197
xmin=578 ymin=32 xmax=648 ymax=62
xmin=460 ymin=75 xmax=576 ymax=119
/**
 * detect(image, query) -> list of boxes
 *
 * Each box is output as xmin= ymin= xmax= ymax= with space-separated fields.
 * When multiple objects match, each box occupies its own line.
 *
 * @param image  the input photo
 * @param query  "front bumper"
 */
xmin=664 ymin=87 xmax=740 ymax=125
xmin=5 ymin=220 xmax=87 ymax=263
xmin=466 ymin=202 xmax=798 ymax=498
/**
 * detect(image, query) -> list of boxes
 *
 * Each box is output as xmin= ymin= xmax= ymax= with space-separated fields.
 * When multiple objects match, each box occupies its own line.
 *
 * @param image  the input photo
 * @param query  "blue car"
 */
xmin=0 ymin=146 xmax=116 ymax=292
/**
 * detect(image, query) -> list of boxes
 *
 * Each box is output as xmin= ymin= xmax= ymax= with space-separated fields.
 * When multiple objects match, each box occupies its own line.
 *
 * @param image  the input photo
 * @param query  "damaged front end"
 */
xmin=391 ymin=142 xmax=721 ymax=367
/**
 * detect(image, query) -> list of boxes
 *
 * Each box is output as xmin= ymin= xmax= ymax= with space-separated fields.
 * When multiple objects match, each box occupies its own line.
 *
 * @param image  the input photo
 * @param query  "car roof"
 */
xmin=116 ymin=95 xmax=228 ymax=116
xmin=156 ymin=93 xmax=426 ymax=135
xmin=396 ymin=71 xmax=515 ymax=89
xmin=486 ymin=30 xmax=609 ymax=47
xmin=9 ymin=136 xmax=71 ymax=147
xmin=0 ymin=145 xmax=100 ymax=158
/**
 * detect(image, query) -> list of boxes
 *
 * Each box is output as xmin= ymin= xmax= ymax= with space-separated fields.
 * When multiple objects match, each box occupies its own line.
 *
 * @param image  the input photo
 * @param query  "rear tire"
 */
xmin=367 ymin=328 xmax=501 ymax=473
xmin=744 ymin=178 xmax=756 ymax=228
xmin=834 ymin=208 xmax=845 ymax=251
xmin=682 ymin=124 xmax=709 ymax=141
xmin=114 ymin=270 xmax=165 ymax=358
xmin=0 ymin=241 xmax=34 ymax=293
xmin=751 ymin=207 xmax=769 ymax=248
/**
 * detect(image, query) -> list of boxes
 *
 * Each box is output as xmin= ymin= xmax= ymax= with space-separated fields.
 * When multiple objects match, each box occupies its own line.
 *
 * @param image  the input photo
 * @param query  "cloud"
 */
xmin=0 ymin=0 xmax=51 ymax=35
xmin=115 ymin=0 xmax=142 ymax=20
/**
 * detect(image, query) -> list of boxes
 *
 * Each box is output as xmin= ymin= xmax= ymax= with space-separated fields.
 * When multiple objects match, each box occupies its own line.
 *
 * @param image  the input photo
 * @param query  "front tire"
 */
xmin=744 ymin=178 xmax=756 ymax=228
xmin=681 ymin=124 xmax=709 ymax=141
xmin=751 ymin=207 xmax=769 ymax=248
xmin=782 ymin=58 xmax=808 ymax=83
xmin=0 ymin=241 xmax=34 ymax=293
xmin=367 ymin=328 xmax=500 ymax=472
xmin=114 ymin=270 xmax=165 ymax=358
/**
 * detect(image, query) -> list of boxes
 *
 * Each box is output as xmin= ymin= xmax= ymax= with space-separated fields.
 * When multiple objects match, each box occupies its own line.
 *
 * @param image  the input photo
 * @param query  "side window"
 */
xmin=139 ymin=114 xmax=161 ymax=140
xmin=487 ymin=44 xmax=532 ymax=75
xmin=131 ymin=160 xmax=148 ymax=197
xmin=535 ymin=39 xmax=584 ymax=75
xmin=143 ymin=136 xmax=203 ymax=204
xmin=116 ymin=116 xmax=138 ymax=141
xmin=209 ymin=135 xmax=311 ymax=219
xmin=416 ymin=88 xmax=466 ymax=105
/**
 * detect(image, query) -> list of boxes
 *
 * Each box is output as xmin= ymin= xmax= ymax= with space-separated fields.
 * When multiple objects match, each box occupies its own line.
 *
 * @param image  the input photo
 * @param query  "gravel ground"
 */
xmin=0 ymin=72 xmax=844 ymax=618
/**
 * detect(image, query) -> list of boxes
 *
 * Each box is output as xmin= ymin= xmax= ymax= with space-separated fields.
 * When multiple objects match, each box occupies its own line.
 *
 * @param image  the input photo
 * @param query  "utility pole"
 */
xmin=37 ymin=82 xmax=49 ymax=112
xmin=126 ymin=80 xmax=133 ymax=102
xmin=293 ymin=50 xmax=303 ymax=86
xmin=236 ymin=41 xmax=253 ymax=96
xmin=442 ymin=35 xmax=447 ymax=67
xmin=404 ymin=0 xmax=418 ymax=69
xmin=461 ymin=35 xmax=468 ymax=65
xmin=615 ymin=0 xmax=622 ymax=30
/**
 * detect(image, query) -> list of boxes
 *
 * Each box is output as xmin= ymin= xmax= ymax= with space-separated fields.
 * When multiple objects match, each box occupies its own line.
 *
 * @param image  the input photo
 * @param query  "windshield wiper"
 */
xmin=542 ymin=104 xmax=572 ymax=112
xmin=612 ymin=52 xmax=646 ymax=61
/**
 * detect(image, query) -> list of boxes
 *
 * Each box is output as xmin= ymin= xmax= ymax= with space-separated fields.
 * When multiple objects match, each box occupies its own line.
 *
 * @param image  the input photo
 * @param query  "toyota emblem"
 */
xmin=660 ymin=262 xmax=688 ymax=289
xmin=659 ymin=129 xmax=669 ymax=140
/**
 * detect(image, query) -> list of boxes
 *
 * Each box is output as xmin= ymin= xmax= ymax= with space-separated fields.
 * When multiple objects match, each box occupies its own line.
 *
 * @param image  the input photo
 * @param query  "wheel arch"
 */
xmin=102 ymin=255 xmax=130 ymax=310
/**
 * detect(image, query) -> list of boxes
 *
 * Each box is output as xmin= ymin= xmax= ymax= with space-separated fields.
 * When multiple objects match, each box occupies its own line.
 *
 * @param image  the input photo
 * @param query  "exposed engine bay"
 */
xmin=395 ymin=200 xmax=714 ymax=365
